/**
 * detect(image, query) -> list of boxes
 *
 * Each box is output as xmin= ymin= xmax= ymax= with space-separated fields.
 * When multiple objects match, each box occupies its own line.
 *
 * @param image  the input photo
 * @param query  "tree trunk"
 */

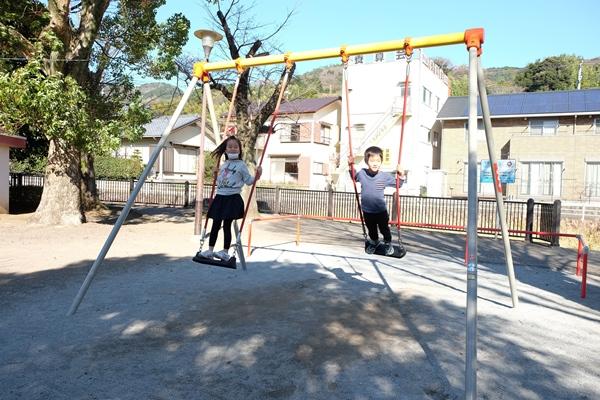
xmin=81 ymin=152 xmax=100 ymax=210
xmin=29 ymin=138 xmax=85 ymax=225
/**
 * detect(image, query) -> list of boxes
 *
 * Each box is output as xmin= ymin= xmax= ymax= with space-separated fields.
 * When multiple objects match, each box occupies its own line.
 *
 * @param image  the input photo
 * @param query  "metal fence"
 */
xmin=9 ymin=173 xmax=562 ymax=245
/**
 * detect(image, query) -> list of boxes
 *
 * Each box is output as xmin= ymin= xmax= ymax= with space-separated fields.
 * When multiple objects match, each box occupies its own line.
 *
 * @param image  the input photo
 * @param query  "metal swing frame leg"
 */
xmin=67 ymin=76 xmax=200 ymax=316
xmin=233 ymin=220 xmax=247 ymax=271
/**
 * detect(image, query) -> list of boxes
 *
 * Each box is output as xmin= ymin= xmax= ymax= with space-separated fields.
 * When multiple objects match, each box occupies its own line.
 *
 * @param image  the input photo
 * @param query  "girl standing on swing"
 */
xmin=201 ymin=136 xmax=262 ymax=261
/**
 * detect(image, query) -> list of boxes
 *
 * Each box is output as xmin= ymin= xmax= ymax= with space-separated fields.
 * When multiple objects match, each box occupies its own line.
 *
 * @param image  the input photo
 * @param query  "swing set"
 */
xmin=69 ymin=27 xmax=517 ymax=400
xmin=192 ymin=41 xmax=412 ymax=268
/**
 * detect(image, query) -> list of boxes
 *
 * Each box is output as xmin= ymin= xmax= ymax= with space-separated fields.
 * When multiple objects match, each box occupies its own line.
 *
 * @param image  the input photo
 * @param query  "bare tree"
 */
xmin=178 ymin=0 xmax=296 ymax=161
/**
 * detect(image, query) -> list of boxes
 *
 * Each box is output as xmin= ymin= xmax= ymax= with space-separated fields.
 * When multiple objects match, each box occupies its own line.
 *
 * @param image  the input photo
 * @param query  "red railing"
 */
xmin=246 ymin=216 xmax=590 ymax=298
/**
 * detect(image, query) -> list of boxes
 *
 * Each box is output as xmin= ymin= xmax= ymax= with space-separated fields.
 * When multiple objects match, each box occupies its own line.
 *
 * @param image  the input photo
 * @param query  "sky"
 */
xmin=144 ymin=0 xmax=600 ymax=84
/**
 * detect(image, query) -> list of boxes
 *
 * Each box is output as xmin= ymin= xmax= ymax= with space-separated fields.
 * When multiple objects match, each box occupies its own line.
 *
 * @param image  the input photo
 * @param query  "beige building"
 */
xmin=437 ymin=89 xmax=600 ymax=201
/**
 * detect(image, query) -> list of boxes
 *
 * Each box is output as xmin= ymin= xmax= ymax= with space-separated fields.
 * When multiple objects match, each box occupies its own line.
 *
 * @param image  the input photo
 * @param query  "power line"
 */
xmin=0 ymin=57 xmax=90 ymax=62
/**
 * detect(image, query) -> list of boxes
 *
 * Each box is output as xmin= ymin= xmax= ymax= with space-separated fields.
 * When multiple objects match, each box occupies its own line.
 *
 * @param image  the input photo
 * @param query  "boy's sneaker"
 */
xmin=366 ymin=239 xmax=379 ymax=254
xmin=384 ymin=242 xmax=394 ymax=256
xmin=215 ymin=249 xmax=231 ymax=261
xmin=200 ymin=249 xmax=214 ymax=258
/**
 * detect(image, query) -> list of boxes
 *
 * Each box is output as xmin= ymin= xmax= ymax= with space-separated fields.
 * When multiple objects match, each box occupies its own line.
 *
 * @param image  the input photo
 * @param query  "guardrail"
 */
xmin=246 ymin=215 xmax=590 ymax=298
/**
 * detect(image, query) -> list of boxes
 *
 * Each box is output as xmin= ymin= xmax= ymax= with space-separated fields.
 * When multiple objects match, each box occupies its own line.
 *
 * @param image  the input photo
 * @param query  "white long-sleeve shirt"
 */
xmin=215 ymin=160 xmax=255 ymax=195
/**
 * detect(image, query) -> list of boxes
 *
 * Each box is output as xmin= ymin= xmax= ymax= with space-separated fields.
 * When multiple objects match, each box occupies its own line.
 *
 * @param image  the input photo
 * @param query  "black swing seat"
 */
xmin=364 ymin=241 xmax=407 ymax=259
xmin=192 ymin=252 xmax=237 ymax=269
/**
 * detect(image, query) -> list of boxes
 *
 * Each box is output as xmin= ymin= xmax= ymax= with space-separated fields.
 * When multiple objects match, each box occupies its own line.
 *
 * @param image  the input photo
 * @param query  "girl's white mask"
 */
xmin=226 ymin=153 xmax=239 ymax=160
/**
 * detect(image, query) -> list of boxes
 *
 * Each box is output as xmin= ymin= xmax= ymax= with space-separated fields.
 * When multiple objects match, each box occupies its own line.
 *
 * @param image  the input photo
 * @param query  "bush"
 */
xmin=95 ymin=155 xmax=144 ymax=179
xmin=9 ymin=156 xmax=47 ymax=174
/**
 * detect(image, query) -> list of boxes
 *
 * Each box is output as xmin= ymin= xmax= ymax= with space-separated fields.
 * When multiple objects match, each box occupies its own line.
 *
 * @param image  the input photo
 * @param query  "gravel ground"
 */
xmin=1 ymin=207 xmax=598 ymax=399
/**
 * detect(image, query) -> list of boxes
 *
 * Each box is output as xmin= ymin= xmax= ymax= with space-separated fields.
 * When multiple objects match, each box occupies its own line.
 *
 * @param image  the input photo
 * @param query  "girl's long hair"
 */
xmin=211 ymin=135 xmax=243 ymax=160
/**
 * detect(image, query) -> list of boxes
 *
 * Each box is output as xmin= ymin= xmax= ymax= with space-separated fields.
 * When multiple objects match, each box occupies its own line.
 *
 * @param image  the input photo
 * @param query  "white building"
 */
xmin=257 ymin=96 xmax=341 ymax=189
xmin=117 ymin=115 xmax=216 ymax=182
xmin=336 ymin=49 xmax=449 ymax=196
xmin=0 ymin=131 xmax=26 ymax=213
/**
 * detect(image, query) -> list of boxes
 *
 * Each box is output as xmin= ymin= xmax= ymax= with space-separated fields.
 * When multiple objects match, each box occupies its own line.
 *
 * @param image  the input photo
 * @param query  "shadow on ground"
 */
xmin=1 ymin=240 xmax=599 ymax=399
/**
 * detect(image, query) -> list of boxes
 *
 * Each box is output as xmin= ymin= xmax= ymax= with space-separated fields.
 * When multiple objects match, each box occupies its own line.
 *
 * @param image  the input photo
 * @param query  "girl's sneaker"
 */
xmin=200 ymin=249 xmax=214 ymax=258
xmin=215 ymin=249 xmax=231 ymax=261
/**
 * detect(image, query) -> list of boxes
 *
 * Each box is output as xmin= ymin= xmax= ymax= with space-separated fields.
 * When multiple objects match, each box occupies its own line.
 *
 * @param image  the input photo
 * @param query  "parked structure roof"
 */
xmin=438 ymin=88 xmax=600 ymax=120
xmin=278 ymin=96 xmax=340 ymax=114
xmin=143 ymin=115 xmax=201 ymax=138
xmin=0 ymin=133 xmax=26 ymax=148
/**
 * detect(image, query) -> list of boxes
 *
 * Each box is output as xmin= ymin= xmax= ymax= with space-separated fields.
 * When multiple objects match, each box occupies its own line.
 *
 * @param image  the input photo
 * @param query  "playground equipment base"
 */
xmin=365 ymin=242 xmax=407 ymax=259
xmin=192 ymin=253 xmax=237 ymax=269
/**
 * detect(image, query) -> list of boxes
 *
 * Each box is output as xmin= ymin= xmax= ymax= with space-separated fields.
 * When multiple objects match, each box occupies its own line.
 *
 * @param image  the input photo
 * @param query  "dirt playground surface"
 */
xmin=1 ymin=206 xmax=599 ymax=399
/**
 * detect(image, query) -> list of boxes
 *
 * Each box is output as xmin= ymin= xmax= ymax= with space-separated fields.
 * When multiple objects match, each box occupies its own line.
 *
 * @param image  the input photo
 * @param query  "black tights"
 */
xmin=208 ymin=218 xmax=233 ymax=249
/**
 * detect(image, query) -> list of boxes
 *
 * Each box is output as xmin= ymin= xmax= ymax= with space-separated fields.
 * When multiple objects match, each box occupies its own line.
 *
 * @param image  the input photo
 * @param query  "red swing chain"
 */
xmin=342 ymin=49 xmax=368 ymax=241
xmin=202 ymin=72 xmax=244 ymax=233
xmin=394 ymin=42 xmax=413 ymax=242
xmin=237 ymin=60 xmax=294 ymax=236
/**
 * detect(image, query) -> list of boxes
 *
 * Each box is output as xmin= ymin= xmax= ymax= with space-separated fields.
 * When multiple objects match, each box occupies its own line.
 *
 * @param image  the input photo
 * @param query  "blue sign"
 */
xmin=480 ymin=160 xmax=516 ymax=184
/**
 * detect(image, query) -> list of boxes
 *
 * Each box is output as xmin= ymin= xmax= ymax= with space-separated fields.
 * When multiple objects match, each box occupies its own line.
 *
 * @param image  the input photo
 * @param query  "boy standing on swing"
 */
xmin=348 ymin=146 xmax=405 ymax=255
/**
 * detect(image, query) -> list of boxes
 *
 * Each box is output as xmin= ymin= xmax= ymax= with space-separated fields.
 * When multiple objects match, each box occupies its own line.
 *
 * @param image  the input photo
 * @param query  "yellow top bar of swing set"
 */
xmin=193 ymin=29 xmax=481 ymax=77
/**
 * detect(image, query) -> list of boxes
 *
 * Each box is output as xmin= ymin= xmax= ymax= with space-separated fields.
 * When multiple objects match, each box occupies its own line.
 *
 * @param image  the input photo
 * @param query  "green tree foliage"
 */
xmin=0 ymin=0 xmax=189 ymax=224
xmin=450 ymin=75 xmax=469 ymax=96
xmin=581 ymin=63 xmax=600 ymax=88
xmin=515 ymin=54 xmax=580 ymax=92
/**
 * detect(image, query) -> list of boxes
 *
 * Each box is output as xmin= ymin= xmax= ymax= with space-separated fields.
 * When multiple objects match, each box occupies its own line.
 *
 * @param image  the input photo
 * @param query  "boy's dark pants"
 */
xmin=363 ymin=210 xmax=392 ymax=243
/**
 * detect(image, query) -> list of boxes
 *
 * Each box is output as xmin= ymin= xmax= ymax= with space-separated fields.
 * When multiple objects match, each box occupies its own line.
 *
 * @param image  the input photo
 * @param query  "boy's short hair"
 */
xmin=364 ymin=146 xmax=383 ymax=161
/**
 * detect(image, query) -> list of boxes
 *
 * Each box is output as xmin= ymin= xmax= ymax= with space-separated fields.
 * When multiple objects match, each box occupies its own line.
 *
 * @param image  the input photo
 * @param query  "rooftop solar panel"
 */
xmin=438 ymin=89 xmax=600 ymax=120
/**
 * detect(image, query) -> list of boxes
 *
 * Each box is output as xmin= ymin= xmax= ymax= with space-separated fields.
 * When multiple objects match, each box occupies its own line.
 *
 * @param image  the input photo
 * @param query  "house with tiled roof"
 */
xmin=256 ymin=96 xmax=341 ymax=189
xmin=117 ymin=115 xmax=216 ymax=182
xmin=437 ymin=88 xmax=600 ymax=201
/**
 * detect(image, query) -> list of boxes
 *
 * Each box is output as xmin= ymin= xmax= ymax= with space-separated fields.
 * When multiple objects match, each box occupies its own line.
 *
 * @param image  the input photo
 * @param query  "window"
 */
xmin=399 ymin=85 xmax=411 ymax=97
xmin=174 ymin=147 xmax=197 ymax=173
xmin=313 ymin=162 xmax=326 ymax=175
xmin=291 ymin=124 xmax=300 ymax=141
xmin=318 ymin=123 xmax=331 ymax=145
xmin=162 ymin=147 xmax=174 ymax=173
xmin=352 ymin=123 xmax=366 ymax=132
xmin=595 ymin=118 xmax=600 ymax=134
xmin=284 ymin=160 xmax=299 ymax=182
xmin=271 ymin=157 xmax=299 ymax=183
xmin=280 ymin=124 xmax=301 ymax=142
xmin=529 ymin=119 xmax=558 ymax=136
xmin=463 ymin=120 xmax=486 ymax=142
xmin=520 ymin=162 xmax=562 ymax=196
xmin=585 ymin=162 xmax=600 ymax=197
xmin=422 ymin=87 xmax=432 ymax=107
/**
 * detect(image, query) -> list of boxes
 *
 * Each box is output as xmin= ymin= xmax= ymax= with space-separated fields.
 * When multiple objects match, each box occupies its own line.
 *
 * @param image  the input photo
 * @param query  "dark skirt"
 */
xmin=207 ymin=194 xmax=245 ymax=220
